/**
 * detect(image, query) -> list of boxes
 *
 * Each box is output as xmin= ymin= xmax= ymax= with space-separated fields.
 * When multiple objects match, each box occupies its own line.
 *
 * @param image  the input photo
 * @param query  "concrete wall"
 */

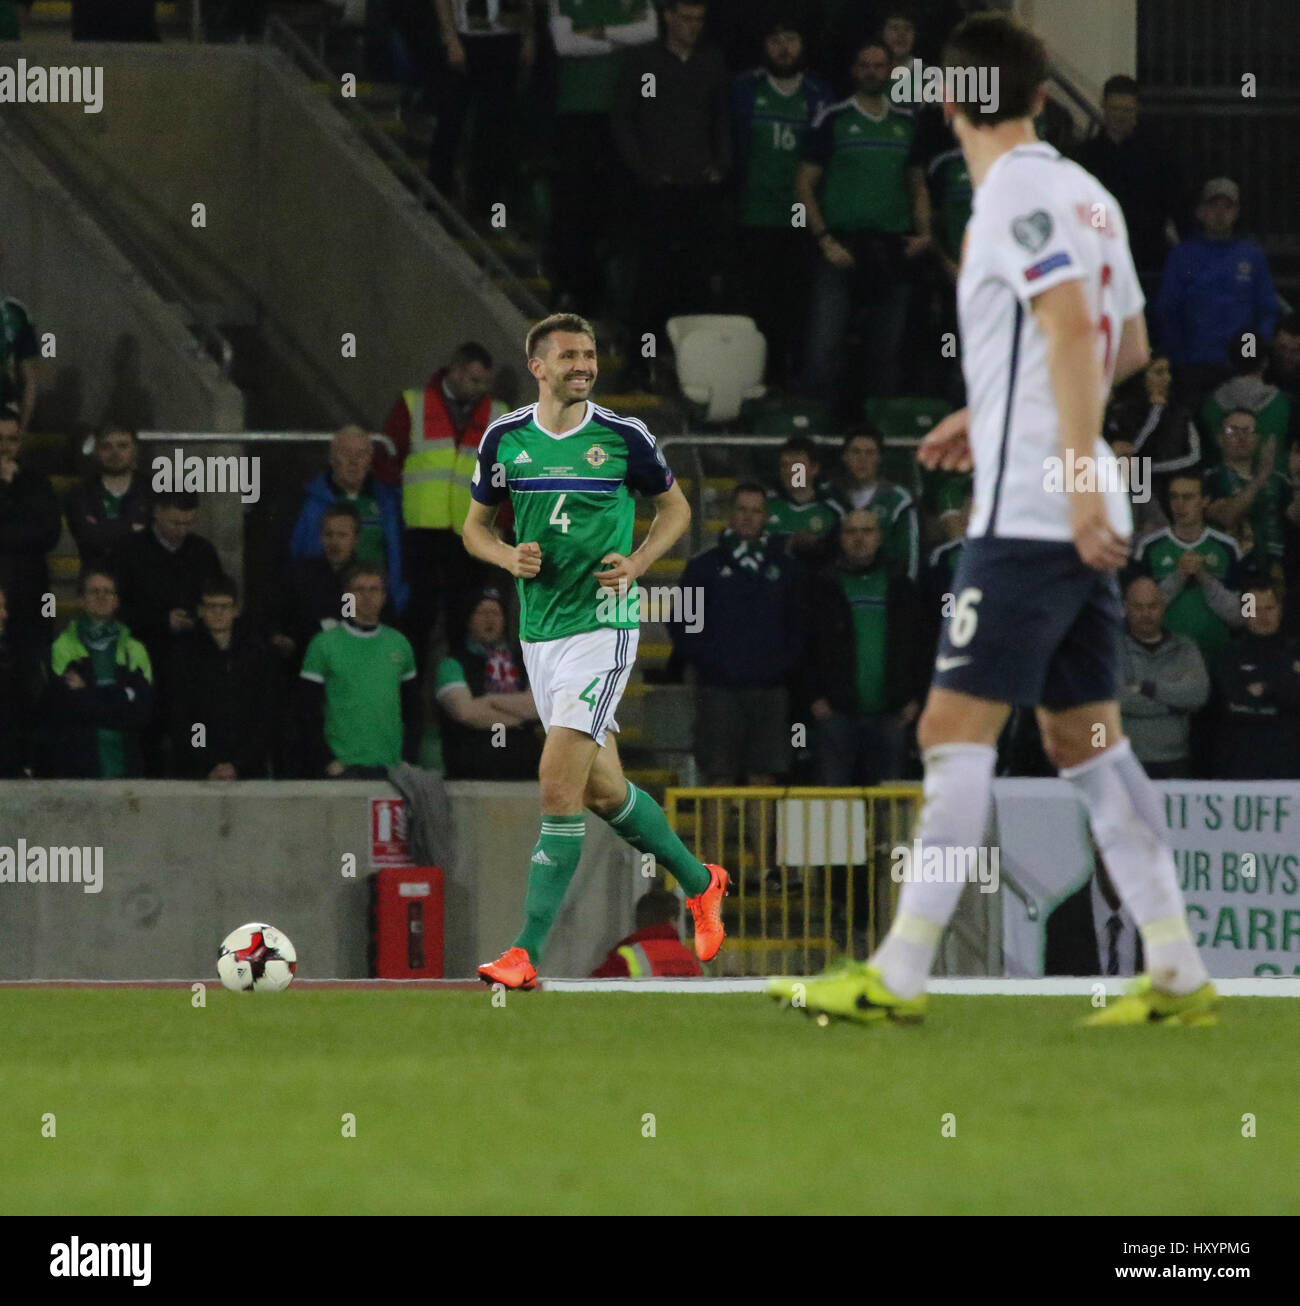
xmin=0 ymin=781 xmax=640 ymax=981
xmin=0 ymin=118 xmax=243 ymax=434
xmin=3 ymin=42 xmax=530 ymax=425
xmin=1016 ymin=0 xmax=1137 ymax=103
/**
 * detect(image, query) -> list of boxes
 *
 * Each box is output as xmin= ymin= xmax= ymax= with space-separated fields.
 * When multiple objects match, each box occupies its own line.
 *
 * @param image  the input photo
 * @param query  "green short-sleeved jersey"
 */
xmin=1203 ymin=464 xmax=1292 ymax=561
xmin=737 ymin=71 xmax=828 ymax=229
xmin=1136 ymin=527 xmax=1241 ymax=661
xmin=766 ymin=491 xmax=840 ymax=538
xmin=470 ymin=402 xmax=675 ymax=642
xmin=927 ymin=146 xmax=972 ymax=262
xmin=435 ymin=655 xmax=468 ymax=693
xmin=839 ymin=568 xmax=889 ymax=713
xmin=801 ymin=100 xmax=914 ymax=234
xmin=300 ymin=622 xmax=416 ymax=767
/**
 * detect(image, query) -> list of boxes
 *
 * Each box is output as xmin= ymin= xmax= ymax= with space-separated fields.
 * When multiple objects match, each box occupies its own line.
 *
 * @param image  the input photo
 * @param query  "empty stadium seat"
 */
xmin=667 ymin=315 xmax=767 ymax=424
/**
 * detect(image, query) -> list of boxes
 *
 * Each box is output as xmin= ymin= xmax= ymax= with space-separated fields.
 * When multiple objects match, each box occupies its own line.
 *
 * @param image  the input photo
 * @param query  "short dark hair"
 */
xmin=322 ymin=501 xmax=363 ymax=529
xmin=842 ymin=424 xmax=883 ymax=453
xmin=1244 ymin=579 xmax=1282 ymax=604
xmin=880 ymin=3 xmax=917 ymax=26
xmin=732 ymin=480 xmax=769 ymax=504
xmin=779 ymin=436 xmax=819 ymax=462
xmin=78 ymin=567 xmax=117 ymax=597
xmin=526 ymin=313 xmax=596 ymax=360
xmin=1221 ymin=408 xmax=1259 ymax=431
xmin=0 ymin=403 xmax=19 ymax=426
xmin=155 ymin=492 xmax=199 ymax=513
xmin=343 ymin=561 xmax=386 ymax=589
xmin=942 ymin=12 xmax=1048 ymax=125
xmin=200 ymin=573 xmax=239 ymax=604
xmin=1168 ymin=470 xmax=1206 ymax=494
xmin=635 ymin=888 xmax=682 ymax=929
xmin=1102 ymin=74 xmax=1139 ymax=100
xmin=662 ymin=0 xmax=708 ymax=12
xmin=450 ymin=341 xmax=493 ymax=371
xmin=1275 ymin=313 xmax=1300 ymax=338
xmin=95 ymin=421 xmax=137 ymax=444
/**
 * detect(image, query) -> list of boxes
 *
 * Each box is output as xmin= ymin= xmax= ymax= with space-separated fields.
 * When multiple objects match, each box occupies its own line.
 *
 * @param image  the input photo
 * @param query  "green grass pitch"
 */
xmin=4 ymin=990 xmax=1297 ymax=1215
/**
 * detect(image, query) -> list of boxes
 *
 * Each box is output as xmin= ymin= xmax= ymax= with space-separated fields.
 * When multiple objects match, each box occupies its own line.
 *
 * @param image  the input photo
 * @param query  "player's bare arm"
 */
xmin=462 ymin=499 xmax=542 ymax=579
xmin=1033 ymin=278 xmax=1130 ymax=572
xmin=1111 ymin=311 xmax=1151 ymax=390
xmin=917 ymin=407 xmax=972 ymax=472
xmin=595 ymin=480 xmax=690 ymax=591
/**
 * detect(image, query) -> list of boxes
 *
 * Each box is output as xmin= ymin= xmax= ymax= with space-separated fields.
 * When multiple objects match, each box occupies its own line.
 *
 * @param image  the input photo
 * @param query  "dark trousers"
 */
xmin=429 ymin=34 xmax=524 ymax=211
xmin=625 ymin=182 xmax=728 ymax=343
xmin=732 ymin=226 xmax=815 ymax=387
xmin=401 ymin=527 xmax=490 ymax=677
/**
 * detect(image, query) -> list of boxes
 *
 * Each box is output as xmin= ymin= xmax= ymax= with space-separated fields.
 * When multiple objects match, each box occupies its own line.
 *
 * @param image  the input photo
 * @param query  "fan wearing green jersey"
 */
xmin=463 ymin=313 xmax=729 ymax=990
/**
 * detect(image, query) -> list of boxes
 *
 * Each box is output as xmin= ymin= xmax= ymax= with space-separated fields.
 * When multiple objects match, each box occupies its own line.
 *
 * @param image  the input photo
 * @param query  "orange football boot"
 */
xmin=477 ymin=946 xmax=538 ymax=990
xmin=687 ymin=864 xmax=729 ymax=962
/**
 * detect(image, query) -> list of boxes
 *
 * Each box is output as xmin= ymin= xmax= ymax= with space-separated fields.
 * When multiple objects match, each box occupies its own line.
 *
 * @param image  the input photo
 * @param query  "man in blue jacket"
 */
xmin=671 ymin=482 xmax=806 ymax=788
xmin=1157 ymin=177 xmax=1279 ymax=407
xmin=289 ymin=425 xmax=408 ymax=615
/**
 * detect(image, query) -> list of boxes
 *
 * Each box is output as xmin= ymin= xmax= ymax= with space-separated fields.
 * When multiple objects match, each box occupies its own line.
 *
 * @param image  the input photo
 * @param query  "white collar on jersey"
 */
xmin=532 ymin=400 xmax=595 ymax=440
xmin=983 ymin=140 xmax=1061 ymax=189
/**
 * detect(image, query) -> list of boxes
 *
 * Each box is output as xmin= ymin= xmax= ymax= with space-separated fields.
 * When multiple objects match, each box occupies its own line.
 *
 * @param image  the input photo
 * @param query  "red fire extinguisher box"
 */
xmin=369 ymin=868 xmax=444 ymax=978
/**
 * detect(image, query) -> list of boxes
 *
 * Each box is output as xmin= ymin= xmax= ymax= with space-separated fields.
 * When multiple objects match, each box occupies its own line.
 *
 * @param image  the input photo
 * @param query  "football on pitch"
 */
xmin=217 ymin=923 xmax=298 ymax=993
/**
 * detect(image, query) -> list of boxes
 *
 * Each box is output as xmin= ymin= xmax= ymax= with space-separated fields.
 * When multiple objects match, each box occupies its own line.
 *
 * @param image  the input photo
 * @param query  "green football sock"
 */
xmin=513 ymin=813 xmax=586 ymax=964
xmin=601 ymin=783 xmax=711 ymax=897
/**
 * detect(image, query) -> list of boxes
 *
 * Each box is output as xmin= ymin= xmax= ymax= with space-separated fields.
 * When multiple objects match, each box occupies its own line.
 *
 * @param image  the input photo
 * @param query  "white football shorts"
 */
xmin=522 ymin=626 xmax=638 ymax=747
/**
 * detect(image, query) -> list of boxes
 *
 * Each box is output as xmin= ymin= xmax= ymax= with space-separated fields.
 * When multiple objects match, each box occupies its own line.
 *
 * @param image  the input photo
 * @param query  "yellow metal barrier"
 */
xmin=665 ymin=786 xmax=924 ymax=976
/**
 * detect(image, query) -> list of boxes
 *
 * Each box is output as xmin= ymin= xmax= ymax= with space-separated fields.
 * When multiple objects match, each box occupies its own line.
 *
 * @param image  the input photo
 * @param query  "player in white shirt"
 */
xmin=771 ymin=12 xmax=1216 ymax=1027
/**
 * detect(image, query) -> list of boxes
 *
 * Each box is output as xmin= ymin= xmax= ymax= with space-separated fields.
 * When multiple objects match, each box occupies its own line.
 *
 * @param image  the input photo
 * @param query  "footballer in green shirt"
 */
xmin=462 ymin=313 xmax=728 ymax=988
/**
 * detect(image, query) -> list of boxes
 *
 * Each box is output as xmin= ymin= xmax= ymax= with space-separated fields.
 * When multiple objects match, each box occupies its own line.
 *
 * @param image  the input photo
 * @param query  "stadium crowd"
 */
xmin=0 ymin=0 xmax=1296 ymax=785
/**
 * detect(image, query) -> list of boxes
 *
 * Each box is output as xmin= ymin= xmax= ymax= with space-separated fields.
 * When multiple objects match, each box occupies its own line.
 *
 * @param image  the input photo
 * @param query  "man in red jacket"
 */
xmin=591 ymin=888 xmax=703 ymax=979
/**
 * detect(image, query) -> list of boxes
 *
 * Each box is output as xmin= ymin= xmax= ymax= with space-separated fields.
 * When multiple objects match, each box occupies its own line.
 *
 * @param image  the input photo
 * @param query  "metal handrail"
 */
xmin=131 ymin=430 xmax=397 ymax=456
xmin=263 ymin=13 xmax=549 ymax=321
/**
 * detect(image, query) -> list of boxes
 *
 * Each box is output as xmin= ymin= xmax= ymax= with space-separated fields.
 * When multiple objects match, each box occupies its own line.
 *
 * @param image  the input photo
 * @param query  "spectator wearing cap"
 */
xmin=546 ymin=0 xmax=658 ymax=315
xmin=65 ymin=422 xmax=153 ymax=571
xmin=1074 ymin=75 xmax=1184 ymax=304
xmin=1156 ymin=177 xmax=1279 ymax=407
xmin=434 ymin=586 xmax=541 ymax=779
xmin=797 ymin=39 xmax=931 ymax=416
xmin=289 ymin=424 xmax=408 ymax=614
xmin=168 ymin=574 xmax=276 ymax=780
xmin=0 ymin=403 xmax=61 ymax=669
xmin=1213 ymin=581 xmax=1300 ymax=780
xmin=1117 ymin=575 xmax=1209 ymax=779
xmin=39 ymin=568 xmax=153 ymax=779
xmin=731 ymin=11 xmax=832 ymax=387
xmin=590 ymin=886 xmax=703 ymax=977
xmin=378 ymin=342 xmax=505 ymax=673
xmin=766 ymin=436 xmax=841 ymax=559
xmin=1199 ymin=332 xmax=1293 ymax=468
xmin=800 ymin=506 xmax=925 ymax=785
xmin=295 ymin=562 xmax=420 ymax=779
xmin=827 ymin=426 xmax=919 ymax=580
xmin=611 ymin=0 xmax=732 ymax=361
xmin=1205 ymin=409 xmax=1297 ymax=579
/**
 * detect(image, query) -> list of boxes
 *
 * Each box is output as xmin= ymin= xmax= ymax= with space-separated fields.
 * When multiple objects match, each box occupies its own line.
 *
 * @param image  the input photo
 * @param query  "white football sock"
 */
xmin=873 ymin=742 xmax=996 ymax=999
xmin=1060 ymin=738 xmax=1209 ymax=995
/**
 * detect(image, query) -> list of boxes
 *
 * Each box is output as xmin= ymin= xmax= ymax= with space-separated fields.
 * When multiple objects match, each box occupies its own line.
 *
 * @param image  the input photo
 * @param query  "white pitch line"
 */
xmin=544 ymin=977 xmax=1300 ymax=997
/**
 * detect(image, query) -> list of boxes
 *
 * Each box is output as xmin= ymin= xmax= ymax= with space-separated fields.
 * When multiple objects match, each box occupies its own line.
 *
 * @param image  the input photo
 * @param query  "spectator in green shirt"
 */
xmin=296 ymin=562 xmax=420 ymax=778
xmin=797 ymin=39 xmax=932 ymax=417
xmin=1199 ymin=331 xmax=1293 ymax=468
xmin=730 ymin=12 xmax=831 ymax=385
xmin=827 ymin=426 xmax=919 ymax=579
xmin=1204 ymin=408 xmax=1298 ymax=576
xmin=547 ymin=0 xmax=658 ymax=314
xmin=766 ymin=435 xmax=840 ymax=559
xmin=800 ymin=507 xmax=925 ymax=785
